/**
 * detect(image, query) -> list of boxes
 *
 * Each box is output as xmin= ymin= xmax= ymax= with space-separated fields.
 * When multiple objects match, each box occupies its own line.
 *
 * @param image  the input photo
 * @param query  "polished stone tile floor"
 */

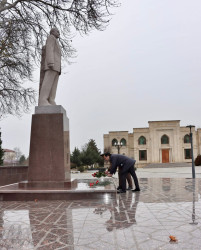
xmin=1 ymin=178 xmax=201 ymax=249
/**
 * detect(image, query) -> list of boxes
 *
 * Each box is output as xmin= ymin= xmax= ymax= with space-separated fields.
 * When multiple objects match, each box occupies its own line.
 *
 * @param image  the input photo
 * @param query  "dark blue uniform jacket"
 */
xmin=109 ymin=154 xmax=136 ymax=175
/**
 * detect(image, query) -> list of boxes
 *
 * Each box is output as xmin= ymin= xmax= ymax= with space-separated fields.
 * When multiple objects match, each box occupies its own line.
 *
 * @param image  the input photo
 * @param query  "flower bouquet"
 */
xmin=92 ymin=171 xmax=107 ymax=178
xmin=89 ymin=170 xmax=111 ymax=188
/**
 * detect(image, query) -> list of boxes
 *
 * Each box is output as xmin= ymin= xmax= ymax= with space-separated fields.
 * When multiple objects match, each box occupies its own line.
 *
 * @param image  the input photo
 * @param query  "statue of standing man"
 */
xmin=38 ymin=27 xmax=61 ymax=106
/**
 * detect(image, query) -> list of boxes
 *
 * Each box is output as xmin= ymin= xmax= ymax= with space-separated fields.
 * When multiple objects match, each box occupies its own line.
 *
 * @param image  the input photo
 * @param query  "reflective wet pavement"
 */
xmin=1 ymin=178 xmax=201 ymax=249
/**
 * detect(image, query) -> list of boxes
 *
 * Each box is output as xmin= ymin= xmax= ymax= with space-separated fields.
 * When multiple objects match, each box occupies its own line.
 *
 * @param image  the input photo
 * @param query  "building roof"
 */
xmin=3 ymin=149 xmax=15 ymax=153
xmin=148 ymin=120 xmax=180 ymax=123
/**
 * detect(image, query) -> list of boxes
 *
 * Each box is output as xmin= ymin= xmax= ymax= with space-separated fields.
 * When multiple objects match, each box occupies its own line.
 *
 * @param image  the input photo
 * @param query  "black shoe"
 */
xmin=117 ymin=190 xmax=126 ymax=193
xmin=126 ymin=187 xmax=133 ymax=191
xmin=132 ymin=188 xmax=140 ymax=192
xmin=117 ymin=186 xmax=122 ymax=190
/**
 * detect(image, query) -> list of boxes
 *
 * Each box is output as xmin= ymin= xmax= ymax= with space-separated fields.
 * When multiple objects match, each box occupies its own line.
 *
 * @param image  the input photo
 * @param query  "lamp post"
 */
xmin=114 ymin=141 xmax=123 ymax=154
xmin=186 ymin=125 xmax=195 ymax=179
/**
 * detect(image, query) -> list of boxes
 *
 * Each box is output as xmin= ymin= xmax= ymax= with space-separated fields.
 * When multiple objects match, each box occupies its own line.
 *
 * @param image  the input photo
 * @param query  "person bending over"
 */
xmin=101 ymin=152 xmax=140 ymax=193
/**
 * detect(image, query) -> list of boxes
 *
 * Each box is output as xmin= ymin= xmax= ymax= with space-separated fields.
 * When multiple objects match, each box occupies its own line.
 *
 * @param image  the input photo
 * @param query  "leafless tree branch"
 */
xmin=0 ymin=0 xmax=119 ymax=118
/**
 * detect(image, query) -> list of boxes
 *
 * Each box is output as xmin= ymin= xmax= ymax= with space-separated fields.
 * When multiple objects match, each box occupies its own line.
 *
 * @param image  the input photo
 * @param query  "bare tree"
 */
xmin=0 ymin=0 xmax=119 ymax=118
xmin=13 ymin=147 xmax=22 ymax=161
xmin=0 ymin=17 xmax=36 ymax=117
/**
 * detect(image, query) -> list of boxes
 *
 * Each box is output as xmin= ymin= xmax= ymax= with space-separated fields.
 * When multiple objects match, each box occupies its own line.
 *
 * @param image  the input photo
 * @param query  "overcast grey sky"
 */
xmin=1 ymin=0 xmax=201 ymax=157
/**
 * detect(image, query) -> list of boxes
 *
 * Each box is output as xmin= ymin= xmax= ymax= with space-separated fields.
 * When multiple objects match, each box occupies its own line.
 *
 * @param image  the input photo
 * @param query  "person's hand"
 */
xmin=107 ymin=173 xmax=112 ymax=177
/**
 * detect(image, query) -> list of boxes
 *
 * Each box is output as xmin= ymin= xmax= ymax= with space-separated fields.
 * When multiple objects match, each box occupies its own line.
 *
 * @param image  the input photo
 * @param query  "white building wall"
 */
xmin=133 ymin=128 xmax=149 ymax=166
xmin=104 ymin=131 xmax=129 ymax=156
xmin=128 ymin=133 xmax=134 ymax=158
xmin=148 ymin=121 xmax=180 ymax=163
xmin=103 ymin=120 xmax=200 ymax=167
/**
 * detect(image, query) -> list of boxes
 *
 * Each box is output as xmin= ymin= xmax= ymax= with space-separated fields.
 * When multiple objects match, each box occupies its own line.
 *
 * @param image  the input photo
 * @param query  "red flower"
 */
xmin=96 ymin=180 xmax=99 ymax=184
xmin=90 ymin=183 xmax=94 ymax=187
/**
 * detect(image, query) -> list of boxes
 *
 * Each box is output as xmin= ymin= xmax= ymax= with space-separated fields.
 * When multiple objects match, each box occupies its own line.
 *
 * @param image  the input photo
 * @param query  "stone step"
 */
xmin=143 ymin=162 xmax=192 ymax=168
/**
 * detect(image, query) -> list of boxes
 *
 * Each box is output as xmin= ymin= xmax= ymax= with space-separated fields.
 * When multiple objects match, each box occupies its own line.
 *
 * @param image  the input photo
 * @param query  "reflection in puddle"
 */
xmin=66 ymin=192 xmax=140 ymax=247
xmin=2 ymin=210 xmax=34 ymax=249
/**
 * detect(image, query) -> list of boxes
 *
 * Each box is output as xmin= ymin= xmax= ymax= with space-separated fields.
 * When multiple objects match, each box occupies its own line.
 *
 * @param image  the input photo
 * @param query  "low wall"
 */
xmin=0 ymin=165 xmax=28 ymax=186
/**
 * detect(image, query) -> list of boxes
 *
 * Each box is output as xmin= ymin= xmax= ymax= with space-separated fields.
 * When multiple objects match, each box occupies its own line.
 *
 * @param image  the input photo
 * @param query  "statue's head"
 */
xmin=50 ymin=27 xmax=60 ymax=39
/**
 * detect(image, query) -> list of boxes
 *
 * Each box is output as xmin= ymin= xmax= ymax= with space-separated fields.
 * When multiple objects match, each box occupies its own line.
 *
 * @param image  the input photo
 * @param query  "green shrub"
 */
xmin=195 ymin=155 xmax=201 ymax=166
xmin=77 ymin=166 xmax=85 ymax=172
xmin=70 ymin=162 xmax=76 ymax=169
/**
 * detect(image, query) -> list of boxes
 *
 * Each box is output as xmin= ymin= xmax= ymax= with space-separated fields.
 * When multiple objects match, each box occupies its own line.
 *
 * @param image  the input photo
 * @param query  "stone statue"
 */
xmin=38 ymin=27 xmax=61 ymax=106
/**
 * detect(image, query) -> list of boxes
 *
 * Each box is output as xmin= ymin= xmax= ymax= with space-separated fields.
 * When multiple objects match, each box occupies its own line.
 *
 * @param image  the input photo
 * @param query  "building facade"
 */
xmin=2 ymin=149 xmax=17 ymax=165
xmin=103 ymin=120 xmax=201 ymax=167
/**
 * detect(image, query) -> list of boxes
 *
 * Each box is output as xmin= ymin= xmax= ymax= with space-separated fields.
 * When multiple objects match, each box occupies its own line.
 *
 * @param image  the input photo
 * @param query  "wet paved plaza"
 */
xmin=1 ymin=177 xmax=201 ymax=249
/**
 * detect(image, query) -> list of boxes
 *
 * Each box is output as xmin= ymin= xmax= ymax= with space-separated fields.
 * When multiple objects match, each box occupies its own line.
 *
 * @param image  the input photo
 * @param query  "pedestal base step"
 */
xmin=0 ymin=178 xmax=116 ymax=201
xmin=19 ymin=180 xmax=77 ymax=189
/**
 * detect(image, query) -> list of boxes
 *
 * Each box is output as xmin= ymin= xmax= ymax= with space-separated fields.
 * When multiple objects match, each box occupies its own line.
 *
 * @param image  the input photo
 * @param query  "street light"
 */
xmin=114 ymin=141 xmax=123 ymax=154
xmin=186 ymin=125 xmax=195 ymax=179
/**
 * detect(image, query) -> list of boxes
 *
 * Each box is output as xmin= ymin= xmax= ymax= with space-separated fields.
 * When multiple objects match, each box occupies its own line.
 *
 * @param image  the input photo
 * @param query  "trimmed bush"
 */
xmin=70 ymin=162 xmax=77 ymax=169
xmin=195 ymin=155 xmax=201 ymax=166
xmin=77 ymin=166 xmax=85 ymax=172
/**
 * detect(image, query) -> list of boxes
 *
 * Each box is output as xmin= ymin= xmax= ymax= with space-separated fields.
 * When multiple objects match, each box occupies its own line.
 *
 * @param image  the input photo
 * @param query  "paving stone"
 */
xmin=0 ymin=178 xmax=201 ymax=249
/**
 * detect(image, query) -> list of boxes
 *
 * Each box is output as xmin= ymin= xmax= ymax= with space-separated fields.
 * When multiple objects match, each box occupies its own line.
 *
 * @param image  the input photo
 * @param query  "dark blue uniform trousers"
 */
xmin=121 ymin=164 xmax=140 ymax=192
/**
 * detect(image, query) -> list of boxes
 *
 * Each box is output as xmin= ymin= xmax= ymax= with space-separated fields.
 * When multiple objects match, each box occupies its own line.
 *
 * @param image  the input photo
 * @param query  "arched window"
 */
xmin=120 ymin=138 xmax=127 ymax=146
xmin=112 ymin=138 xmax=118 ymax=146
xmin=184 ymin=134 xmax=190 ymax=143
xmin=161 ymin=135 xmax=169 ymax=144
xmin=138 ymin=136 xmax=146 ymax=145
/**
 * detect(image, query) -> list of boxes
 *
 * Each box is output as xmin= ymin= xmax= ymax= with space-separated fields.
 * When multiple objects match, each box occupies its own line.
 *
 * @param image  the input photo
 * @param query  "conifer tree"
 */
xmin=0 ymin=129 xmax=4 ymax=165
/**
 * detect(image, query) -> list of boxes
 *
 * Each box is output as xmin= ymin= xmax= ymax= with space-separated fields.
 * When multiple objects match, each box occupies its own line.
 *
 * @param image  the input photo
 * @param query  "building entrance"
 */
xmin=162 ymin=149 xmax=169 ymax=163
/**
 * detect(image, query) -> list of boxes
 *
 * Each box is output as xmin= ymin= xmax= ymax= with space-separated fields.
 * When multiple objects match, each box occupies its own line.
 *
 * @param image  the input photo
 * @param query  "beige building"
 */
xmin=103 ymin=120 xmax=201 ymax=168
xmin=3 ymin=149 xmax=17 ymax=165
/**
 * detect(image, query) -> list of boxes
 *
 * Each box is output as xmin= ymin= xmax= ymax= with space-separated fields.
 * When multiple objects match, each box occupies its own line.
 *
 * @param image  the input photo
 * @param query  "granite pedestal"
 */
xmin=0 ymin=106 xmax=116 ymax=200
xmin=20 ymin=105 xmax=72 ymax=189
